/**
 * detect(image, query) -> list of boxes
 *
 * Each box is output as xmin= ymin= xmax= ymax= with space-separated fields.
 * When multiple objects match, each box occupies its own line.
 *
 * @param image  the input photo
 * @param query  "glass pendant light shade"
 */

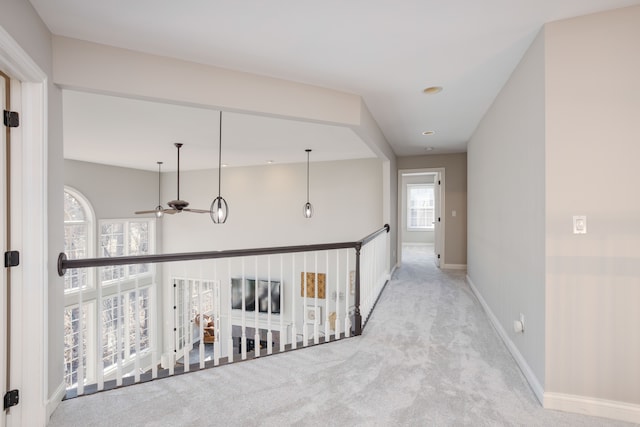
xmin=155 ymin=205 xmax=164 ymax=218
xmin=211 ymin=111 xmax=229 ymax=224
xmin=303 ymin=201 xmax=313 ymax=218
xmin=210 ymin=196 xmax=228 ymax=223
xmin=303 ymin=149 xmax=313 ymax=218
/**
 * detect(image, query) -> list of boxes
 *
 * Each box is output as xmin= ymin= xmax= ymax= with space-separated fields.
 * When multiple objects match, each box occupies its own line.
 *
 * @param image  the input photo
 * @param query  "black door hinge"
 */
xmin=4 ymin=250 xmax=19 ymax=268
xmin=3 ymin=389 xmax=19 ymax=410
xmin=438 ymin=180 xmax=441 ymax=185
xmin=437 ymin=254 xmax=441 ymax=259
xmin=3 ymin=110 xmax=19 ymax=128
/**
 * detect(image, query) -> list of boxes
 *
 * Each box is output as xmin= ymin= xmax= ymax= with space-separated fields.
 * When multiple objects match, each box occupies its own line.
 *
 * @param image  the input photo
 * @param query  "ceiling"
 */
xmin=30 ymin=0 xmax=640 ymax=170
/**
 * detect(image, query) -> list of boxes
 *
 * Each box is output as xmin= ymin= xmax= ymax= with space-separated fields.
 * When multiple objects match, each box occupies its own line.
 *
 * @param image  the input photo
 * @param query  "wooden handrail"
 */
xmin=57 ymin=224 xmax=390 ymax=277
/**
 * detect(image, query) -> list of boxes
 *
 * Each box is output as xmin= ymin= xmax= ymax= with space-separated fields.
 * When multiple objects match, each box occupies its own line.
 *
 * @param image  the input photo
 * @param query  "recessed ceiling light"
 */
xmin=425 ymin=147 xmax=434 ymax=151
xmin=221 ymin=163 xmax=228 ymax=168
xmin=422 ymin=130 xmax=435 ymax=136
xmin=267 ymin=160 xmax=274 ymax=164
xmin=423 ymin=86 xmax=443 ymax=95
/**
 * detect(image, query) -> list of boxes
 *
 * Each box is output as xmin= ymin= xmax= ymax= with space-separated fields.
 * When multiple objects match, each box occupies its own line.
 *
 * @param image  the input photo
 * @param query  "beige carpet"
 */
xmin=48 ymin=245 xmax=632 ymax=426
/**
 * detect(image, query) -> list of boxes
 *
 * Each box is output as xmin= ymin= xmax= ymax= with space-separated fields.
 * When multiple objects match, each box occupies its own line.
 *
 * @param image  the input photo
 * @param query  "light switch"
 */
xmin=573 ymin=215 xmax=587 ymax=234
xmin=452 ymin=210 xmax=456 ymax=217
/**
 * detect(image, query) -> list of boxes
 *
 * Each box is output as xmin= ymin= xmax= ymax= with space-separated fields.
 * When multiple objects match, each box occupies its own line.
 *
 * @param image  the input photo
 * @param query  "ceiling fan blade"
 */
xmin=163 ymin=209 xmax=179 ymax=214
xmin=183 ymin=208 xmax=210 ymax=214
xmin=135 ymin=210 xmax=157 ymax=215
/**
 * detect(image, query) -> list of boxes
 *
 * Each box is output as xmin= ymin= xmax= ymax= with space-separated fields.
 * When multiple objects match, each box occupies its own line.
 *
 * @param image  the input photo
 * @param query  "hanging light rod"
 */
xmin=155 ymin=161 xmax=164 ymax=218
xmin=303 ymin=149 xmax=313 ymax=218
xmin=211 ymin=111 xmax=229 ymax=223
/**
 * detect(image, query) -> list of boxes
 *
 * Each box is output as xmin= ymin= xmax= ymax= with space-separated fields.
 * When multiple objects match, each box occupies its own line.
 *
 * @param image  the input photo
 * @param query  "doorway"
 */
xmin=398 ymin=168 xmax=445 ymax=267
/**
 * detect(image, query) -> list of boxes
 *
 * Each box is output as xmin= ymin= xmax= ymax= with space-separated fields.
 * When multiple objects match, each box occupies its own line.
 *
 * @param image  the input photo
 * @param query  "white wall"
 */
xmin=161 ymin=158 xmax=384 ymax=252
xmin=544 ymin=6 xmax=640 ymax=412
xmin=467 ymin=29 xmax=547 ymax=396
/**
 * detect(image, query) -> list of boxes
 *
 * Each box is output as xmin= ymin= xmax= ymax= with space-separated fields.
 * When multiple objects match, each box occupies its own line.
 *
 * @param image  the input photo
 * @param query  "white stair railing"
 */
xmin=59 ymin=225 xmax=390 ymax=398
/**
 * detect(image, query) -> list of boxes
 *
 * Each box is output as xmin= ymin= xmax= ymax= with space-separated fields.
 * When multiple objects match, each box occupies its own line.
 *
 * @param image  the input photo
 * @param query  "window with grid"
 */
xmin=63 ymin=187 xmax=156 ymax=389
xmin=102 ymin=288 xmax=151 ymax=371
xmin=100 ymin=220 xmax=152 ymax=283
xmin=64 ymin=188 xmax=93 ymax=291
xmin=407 ymin=184 xmax=435 ymax=229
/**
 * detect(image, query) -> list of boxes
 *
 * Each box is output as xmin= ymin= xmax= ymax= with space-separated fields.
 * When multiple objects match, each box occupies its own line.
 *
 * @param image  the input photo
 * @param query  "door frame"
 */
xmin=0 ymin=25 xmax=49 ymax=426
xmin=397 ymin=167 xmax=445 ymax=266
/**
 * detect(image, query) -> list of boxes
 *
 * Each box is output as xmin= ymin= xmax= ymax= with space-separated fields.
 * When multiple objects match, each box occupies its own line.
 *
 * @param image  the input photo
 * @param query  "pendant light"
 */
xmin=303 ymin=149 xmax=313 ymax=218
xmin=210 ymin=111 xmax=229 ymax=223
xmin=154 ymin=161 xmax=164 ymax=218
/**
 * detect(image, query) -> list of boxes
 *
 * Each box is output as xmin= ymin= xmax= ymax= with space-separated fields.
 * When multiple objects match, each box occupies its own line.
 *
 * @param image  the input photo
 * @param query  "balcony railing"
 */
xmin=58 ymin=224 xmax=390 ymax=397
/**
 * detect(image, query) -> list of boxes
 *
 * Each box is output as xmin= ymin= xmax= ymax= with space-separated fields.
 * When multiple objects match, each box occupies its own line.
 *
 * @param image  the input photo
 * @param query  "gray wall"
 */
xmin=544 ymin=7 xmax=640 ymax=407
xmin=397 ymin=153 xmax=467 ymax=265
xmin=468 ymin=5 xmax=640 ymax=415
xmin=467 ymin=30 xmax=546 ymax=391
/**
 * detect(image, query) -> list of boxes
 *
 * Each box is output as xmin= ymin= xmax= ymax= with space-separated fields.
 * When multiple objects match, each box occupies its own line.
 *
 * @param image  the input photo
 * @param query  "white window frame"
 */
xmin=63 ymin=190 xmax=157 ymax=389
xmin=407 ymin=183 xmax=435 ymax=230
xmin=99 ymin=218 xmax=155 ymax=286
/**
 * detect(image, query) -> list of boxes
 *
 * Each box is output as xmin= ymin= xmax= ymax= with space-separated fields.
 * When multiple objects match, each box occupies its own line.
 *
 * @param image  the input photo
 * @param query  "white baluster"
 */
xmin=313 ymin=252 xmax=319 ymax=345
xmin=227 ymin=259 xmax=234 ymax=363
xmin=267 ymin=255 xmax=273 ymax=355
xmin=291 ymin=254 xmax=297 ymax=350
xmin=254 ymin=257 xmax=260 ymax=358
xmin=241 ymin=258 xmax=247 ymax=360
xmin=302 ymin=254 xmax=308 ymax=347
xmin=344 ymin=251 xmax=351 ymax=338
xmin=279 ymin=254 xmax=284 ymax=353
xmin=335 ymin=251 xmax=341 ymax=340
xmin=214 ymin=261 xmax=221 ymax=366
xmin=324 ymin=251 xmax=330 ymax=342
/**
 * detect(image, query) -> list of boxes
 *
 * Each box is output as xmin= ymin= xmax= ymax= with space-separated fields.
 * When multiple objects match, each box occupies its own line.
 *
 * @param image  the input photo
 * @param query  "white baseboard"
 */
xmin=442 ymin=263 xmax=466 ymax=270
xmin=466 ymin=275 xmax=544 ymax=404
xmin=389 ymin=264 xmax=398 ymax=279
xmin=46 ymin=381 xmax=67 ymax=421
xmin=544 ymin=392 xmax=640 ymax=424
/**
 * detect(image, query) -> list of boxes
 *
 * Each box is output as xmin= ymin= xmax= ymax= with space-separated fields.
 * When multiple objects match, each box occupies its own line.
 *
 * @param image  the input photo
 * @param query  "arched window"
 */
xmin=63 ymin=187 xmax=156 ymax=389
xmin=63 ymin=187 xmax=95 ymax=387
xmin=63 ymin=187 xmax=94 ymax=291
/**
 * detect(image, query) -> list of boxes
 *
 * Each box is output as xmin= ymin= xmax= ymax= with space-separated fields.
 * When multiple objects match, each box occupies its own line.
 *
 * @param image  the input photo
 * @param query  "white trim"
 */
xmin=397 ymin=168 xmax=445 ymax=266
xmin=466 ymin=274 xmax=544 ymax=404
xmin=544 ymin=392 xmax=640 ymax=424
xmin=442 ymin=263 xmax=467 ymax=270
xmin=0 ymin=25 xmax=49 ymax=427
xmin=46 ymin=381 xmax=66 ymax=420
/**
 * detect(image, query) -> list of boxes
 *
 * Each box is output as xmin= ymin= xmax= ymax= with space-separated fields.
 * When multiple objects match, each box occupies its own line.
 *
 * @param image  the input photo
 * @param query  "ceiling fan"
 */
xmin=135 ymin=143 xmax=210 ymax=216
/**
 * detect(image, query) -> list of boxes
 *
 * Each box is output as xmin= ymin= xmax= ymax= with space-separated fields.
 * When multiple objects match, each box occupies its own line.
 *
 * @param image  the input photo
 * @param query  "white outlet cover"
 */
xmin=573 ymin=215 xmax=587 ymax=234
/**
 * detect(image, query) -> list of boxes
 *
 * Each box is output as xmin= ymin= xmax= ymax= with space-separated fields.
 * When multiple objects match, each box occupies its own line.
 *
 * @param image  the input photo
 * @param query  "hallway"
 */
xmin=48 ymin=246 xmax=630 ymax=426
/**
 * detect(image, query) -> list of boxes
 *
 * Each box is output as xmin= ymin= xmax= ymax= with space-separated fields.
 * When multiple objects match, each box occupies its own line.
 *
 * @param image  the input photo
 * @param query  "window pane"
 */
xmin=128 ymin=288 xmax=150 ymax=355
xmin=128 ymin=221 xmax=150 ymax=275
xmin=100 ymin=223 xmax=125 ymax=282
xmin=102 ymin=295 xmax=125 ymax=369
xmin=64 ymin=305 xmax=88 ymax=387
xmin=408 ymin=184 xmax=435 ymax=229
xmin=64 ymin=191 xmax=90 ymax=291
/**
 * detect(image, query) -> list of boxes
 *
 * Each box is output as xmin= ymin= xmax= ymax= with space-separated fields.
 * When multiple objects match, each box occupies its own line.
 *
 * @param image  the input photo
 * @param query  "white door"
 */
xmin=1 ymin=72 xmax=8 ymax=427
xmin=433 ymin=172 xmax=442 ymax=267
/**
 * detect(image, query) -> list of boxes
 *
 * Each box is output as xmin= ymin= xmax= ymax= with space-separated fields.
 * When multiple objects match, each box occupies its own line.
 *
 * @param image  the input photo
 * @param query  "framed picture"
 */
xmin=305 ymin=305 xmax=321 ymax=325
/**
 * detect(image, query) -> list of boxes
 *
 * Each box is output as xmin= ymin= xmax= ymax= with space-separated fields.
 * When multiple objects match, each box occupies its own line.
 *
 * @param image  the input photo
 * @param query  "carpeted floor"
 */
xmin=48 ymin=245 xmax=632 ymax=426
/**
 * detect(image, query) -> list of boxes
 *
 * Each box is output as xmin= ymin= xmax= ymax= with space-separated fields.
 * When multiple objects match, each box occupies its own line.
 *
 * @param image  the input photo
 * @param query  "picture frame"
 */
xmin=305 ymin=305 xmax=322 ymax=325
